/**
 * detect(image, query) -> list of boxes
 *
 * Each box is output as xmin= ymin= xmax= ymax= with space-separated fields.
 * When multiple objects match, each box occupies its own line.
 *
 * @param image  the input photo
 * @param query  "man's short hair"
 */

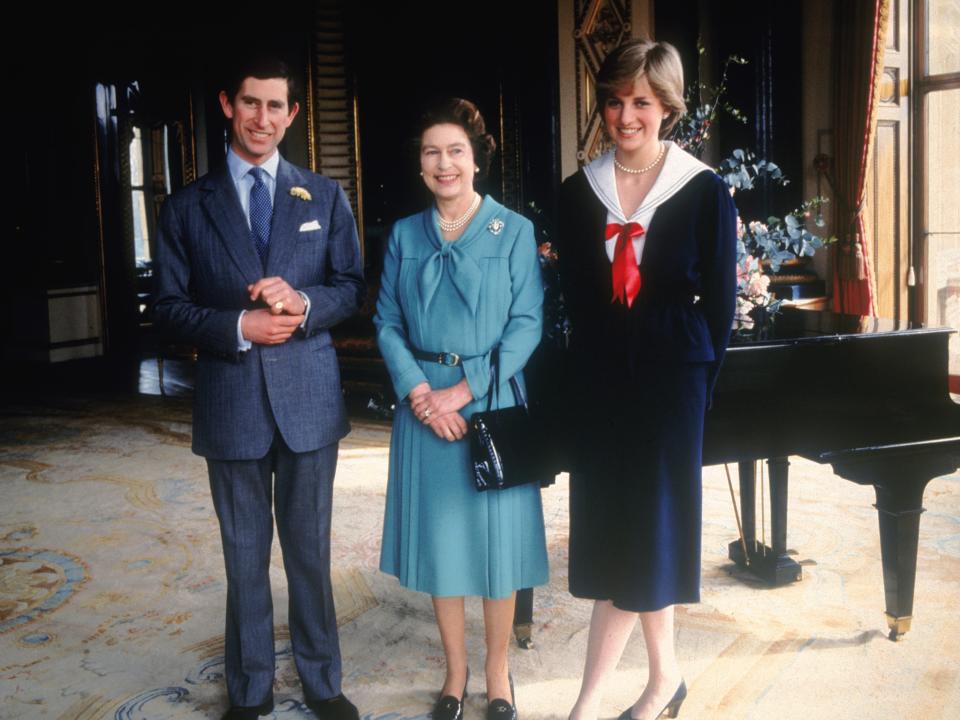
xmin=224 ymin=55 xmax=299 ymax=108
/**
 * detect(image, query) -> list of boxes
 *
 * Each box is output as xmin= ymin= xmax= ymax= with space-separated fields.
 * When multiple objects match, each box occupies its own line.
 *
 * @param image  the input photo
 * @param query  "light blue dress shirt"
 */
xmin=226 ymin=148 xmax=310 ymax=350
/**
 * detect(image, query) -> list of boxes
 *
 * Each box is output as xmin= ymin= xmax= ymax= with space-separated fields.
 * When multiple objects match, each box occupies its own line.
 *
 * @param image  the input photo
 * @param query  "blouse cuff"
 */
xmin=395 ymin=366 xmax=429 ymax=403
xmin=462 ymin=354 xmax=492 ymax=403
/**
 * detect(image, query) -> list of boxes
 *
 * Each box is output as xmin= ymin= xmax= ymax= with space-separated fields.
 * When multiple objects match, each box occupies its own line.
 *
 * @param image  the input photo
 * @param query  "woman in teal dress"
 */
xmin=375 ymin=98 xmax=547 ymax=720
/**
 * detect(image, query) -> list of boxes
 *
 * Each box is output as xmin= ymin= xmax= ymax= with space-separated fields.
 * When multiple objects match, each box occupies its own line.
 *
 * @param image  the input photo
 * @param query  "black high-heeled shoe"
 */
xmin=432 ymin=668 xmax=469 ymax=720
xmin=616 ymin=679 xmax=687 ymax=720
xmin=486 ymin=672 xmax=517 ymax=720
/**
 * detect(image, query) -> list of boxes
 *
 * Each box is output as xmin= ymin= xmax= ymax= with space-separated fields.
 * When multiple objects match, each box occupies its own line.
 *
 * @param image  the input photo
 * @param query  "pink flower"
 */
xmin=747 ymin=272 xmax=770 ymax=296
xmin=538 ymin=242 xmax=557 ymax=262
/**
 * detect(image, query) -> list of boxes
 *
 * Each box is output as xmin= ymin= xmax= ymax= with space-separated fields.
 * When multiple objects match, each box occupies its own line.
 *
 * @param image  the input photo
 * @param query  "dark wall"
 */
xmin=349 ymin=0 xmax=561 ymax=257
xmin=656 ymin=0 xmax=804 ymax=219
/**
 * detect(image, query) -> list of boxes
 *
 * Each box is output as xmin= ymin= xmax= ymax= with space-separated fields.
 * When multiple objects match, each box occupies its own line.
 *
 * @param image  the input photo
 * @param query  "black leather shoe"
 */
xmin=305 ymin=693 xmax=360 ymax=720
xmin=486 ymin=673 xmax=516 ymax=720
xmin=433 ymin=668 xmax=469 ymax=720
xmin=220 ymin=695 xmax=274 ymax=719
xmin=616 ymin=680 xmax=687 ymax=720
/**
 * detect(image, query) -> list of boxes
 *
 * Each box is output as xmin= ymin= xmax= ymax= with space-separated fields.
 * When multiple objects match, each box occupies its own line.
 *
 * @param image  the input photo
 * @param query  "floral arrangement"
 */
xmin=735 ymin=251 xmax=777 ymax=327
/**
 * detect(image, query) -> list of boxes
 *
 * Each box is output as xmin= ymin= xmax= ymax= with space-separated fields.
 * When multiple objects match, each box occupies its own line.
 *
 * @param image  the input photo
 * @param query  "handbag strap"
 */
xmin=484 ymin=347 xmax=528 ymax=413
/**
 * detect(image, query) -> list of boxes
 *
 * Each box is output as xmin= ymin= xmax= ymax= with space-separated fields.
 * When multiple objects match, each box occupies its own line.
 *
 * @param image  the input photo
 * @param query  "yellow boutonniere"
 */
xmin=290 ymin=186 xmax=312 ymax=201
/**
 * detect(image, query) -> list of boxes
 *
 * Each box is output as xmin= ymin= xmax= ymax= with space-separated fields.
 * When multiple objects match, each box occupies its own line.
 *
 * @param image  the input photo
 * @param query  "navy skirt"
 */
xmin=568 ymin=362 xmax=708 ymax=612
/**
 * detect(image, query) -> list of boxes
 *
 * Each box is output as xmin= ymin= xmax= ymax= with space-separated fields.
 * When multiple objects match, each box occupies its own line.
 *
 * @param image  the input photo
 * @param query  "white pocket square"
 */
xmin=299 ymin=220 xmax=322 ymax=232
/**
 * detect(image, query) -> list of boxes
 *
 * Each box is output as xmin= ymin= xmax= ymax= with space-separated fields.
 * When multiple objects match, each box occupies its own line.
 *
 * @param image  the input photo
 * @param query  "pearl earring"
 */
xmin=419 ymin=171 xmax=424 ymax=177
xmin=475 ymin=166 xmax=480 ymax=173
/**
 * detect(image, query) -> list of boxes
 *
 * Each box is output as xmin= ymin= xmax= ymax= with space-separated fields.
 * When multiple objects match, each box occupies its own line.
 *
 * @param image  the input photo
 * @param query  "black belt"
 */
xmin=411 ymin=348 xmax=479 ymax=367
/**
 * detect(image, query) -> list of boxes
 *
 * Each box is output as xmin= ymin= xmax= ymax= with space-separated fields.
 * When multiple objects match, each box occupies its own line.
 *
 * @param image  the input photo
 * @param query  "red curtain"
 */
xmin=830 ymin=0 xmax=889 ymax=316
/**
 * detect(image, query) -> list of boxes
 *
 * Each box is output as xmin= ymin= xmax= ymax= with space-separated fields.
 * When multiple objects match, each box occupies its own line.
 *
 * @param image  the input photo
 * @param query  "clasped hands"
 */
xmin=241 ymin=277 xmax=307 ymax=345
xmin=409 ymin=380 xmax=473 ymax=442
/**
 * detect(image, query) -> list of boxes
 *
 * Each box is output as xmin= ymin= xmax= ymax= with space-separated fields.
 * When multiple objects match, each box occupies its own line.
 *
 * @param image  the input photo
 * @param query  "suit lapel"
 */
xmin=265 ymin=158 xmax=309 ymax=276
xmin=201 ymin=167 xmax=263 ymax=284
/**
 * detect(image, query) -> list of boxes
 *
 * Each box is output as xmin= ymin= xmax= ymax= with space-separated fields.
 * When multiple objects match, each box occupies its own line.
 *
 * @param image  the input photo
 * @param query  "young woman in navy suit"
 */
xmin=559 ymin=40 xmax=737 ymax=720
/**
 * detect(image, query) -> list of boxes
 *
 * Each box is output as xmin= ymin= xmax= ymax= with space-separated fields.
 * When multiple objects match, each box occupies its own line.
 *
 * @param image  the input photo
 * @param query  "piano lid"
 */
xmin=707 ymin=307 xmax=959 ymax=466
xmin=731 ymin=308 xmax=956 ymax=349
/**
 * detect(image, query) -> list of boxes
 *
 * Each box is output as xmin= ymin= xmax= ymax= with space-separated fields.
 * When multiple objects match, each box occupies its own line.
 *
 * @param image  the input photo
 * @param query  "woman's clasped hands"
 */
xmin=408 ymin=380 xmax=473 ymax=442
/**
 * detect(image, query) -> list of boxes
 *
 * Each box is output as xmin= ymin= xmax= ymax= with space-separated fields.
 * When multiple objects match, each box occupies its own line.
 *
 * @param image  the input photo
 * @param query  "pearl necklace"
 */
xmin=438 ymin=193 xmax=482 ymax=233
xmin=614 ymin=142 xmax=665 ymax=175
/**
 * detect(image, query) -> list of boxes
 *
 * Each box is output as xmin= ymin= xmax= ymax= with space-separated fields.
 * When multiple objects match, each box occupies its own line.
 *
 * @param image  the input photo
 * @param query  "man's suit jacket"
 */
xmin=152 ymin=157 xmax=365 ymax=460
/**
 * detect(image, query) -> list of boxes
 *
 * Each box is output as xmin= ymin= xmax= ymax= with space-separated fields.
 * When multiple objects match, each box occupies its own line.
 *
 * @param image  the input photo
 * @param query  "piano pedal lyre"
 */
xmin=727 ymin=539 xmax=803 ymax=585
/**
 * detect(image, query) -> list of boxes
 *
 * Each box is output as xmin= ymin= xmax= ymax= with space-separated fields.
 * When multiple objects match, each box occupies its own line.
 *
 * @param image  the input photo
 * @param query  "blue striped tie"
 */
xmin=248 ymin=167 xmax=272 ymax=265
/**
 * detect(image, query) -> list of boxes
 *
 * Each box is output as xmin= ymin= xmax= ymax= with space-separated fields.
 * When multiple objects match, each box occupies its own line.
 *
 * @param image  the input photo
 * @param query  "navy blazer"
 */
xmin=152 ymin=157 xmax=365 ymax=460
xmin=557 ymin=167 xmax=737 ymax=400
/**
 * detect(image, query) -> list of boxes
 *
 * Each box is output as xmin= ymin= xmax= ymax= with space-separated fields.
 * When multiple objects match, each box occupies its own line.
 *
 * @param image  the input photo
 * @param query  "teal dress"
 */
xmin=375 ymin=196 xmax=549 ymax=599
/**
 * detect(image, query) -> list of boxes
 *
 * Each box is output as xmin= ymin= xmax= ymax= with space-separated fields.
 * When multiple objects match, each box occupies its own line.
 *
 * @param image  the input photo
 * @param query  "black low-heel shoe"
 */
xmin=305 ymin=693 xmax=359 ymax=720
xmin=433 ymin=669 xmax=470 ymax=720
xmin=220 ymin=694 xmax=274 ymax=720
xmin=616 ymin=680 xmax=687 ymax=720
xmin=486 ymin=672 xmax=517 ymax=720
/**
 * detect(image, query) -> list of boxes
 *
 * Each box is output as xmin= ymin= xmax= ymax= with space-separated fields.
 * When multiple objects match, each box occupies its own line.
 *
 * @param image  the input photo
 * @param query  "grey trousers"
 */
xmin=207 ymin=436 xmax=341 ymax=706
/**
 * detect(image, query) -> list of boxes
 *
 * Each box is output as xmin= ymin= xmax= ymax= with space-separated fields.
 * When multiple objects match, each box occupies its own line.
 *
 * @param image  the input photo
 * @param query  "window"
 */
xmin=917 ymin=0 xmax=960 ymax=381
xmin=129 ymin=126 xmax=151 ymax=265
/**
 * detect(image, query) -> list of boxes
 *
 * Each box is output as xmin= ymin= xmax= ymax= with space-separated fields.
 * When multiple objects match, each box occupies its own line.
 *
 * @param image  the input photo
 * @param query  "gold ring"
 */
xmin=274 ymin=301 xmax=284 ymax=311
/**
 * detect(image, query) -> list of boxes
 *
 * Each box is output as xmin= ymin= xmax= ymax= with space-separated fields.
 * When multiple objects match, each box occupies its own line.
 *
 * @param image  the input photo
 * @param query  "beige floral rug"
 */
xmin=1 ymin=395 xmax=959 ymax=719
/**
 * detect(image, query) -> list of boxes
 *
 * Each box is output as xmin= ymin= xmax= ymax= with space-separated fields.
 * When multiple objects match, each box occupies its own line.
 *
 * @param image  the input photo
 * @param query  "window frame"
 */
xmin=912 ymin=0 xmax=960 ymax=325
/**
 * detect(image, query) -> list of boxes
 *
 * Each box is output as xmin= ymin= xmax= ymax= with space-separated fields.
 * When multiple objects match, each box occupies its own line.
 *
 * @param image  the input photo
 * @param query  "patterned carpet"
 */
xmin=1 ymin=395 xmax=959 ymax=719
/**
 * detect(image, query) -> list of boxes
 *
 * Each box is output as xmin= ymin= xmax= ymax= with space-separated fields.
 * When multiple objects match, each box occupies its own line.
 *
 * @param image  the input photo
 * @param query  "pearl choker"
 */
xmin=438 ymin=193 xmax=482 ymax=233
xmin=614 ymin=142 xmax=665 ymax=175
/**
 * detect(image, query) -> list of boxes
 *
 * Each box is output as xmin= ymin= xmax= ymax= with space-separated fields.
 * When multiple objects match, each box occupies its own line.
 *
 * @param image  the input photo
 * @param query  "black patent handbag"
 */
xmin=469 ymin=348 xmax=552 ymax=491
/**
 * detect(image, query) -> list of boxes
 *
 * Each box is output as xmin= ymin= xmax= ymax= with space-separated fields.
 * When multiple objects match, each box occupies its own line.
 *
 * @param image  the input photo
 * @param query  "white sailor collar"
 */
xmin=583 ymin=141 xmax=714 ymax=224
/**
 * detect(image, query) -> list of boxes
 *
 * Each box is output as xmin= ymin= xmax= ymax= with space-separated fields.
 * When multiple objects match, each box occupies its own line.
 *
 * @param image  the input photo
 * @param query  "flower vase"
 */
xmin=747 ymin=304 xmax=775 ymax=339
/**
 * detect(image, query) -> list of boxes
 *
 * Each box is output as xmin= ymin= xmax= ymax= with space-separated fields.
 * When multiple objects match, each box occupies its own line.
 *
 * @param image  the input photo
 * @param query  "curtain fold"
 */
xmin=830 ymin=0 xmax=889 ymax=316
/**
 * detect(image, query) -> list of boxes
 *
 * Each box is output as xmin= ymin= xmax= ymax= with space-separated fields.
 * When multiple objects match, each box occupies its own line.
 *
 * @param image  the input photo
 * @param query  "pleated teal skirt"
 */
xmin=380 ymin=393 xmax=549 ymax=599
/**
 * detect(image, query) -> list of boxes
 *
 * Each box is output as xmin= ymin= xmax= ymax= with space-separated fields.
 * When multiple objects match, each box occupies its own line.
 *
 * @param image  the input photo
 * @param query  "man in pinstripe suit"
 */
xmin=153 ymin=56 xmax=364 ymax=720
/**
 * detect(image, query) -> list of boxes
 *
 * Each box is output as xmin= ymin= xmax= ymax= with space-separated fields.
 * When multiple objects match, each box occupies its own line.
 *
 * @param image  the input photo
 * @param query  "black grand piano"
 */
xmin=514 ymin=308 xmax=960 ymax=645
xmin=704 ymin=307 xmax=960 ymax=640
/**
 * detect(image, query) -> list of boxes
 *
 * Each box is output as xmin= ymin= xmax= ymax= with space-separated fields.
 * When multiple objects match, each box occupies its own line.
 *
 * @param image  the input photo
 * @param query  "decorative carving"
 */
xmin=574 ymin=0 xmax=633 ymax=165
xmin=879 ymin=68 xmax=899 ymax=105
xmin=586 ymin=4 xmax=631 ymax=55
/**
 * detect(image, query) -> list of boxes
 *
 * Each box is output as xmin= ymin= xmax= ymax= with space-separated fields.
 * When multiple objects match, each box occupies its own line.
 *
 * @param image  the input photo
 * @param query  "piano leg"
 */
xmin=873 ymin=479 xmax=930 ymax=640
xmin=823 ymin=447 xmax=957 ymax=640
xmin=728 ymin=457 xmax=803 ymax=585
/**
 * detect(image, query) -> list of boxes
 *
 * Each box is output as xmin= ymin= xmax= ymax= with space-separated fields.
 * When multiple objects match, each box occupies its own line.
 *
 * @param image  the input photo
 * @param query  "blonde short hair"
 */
xmin=596 ymin=39 xmax=687 ymax=138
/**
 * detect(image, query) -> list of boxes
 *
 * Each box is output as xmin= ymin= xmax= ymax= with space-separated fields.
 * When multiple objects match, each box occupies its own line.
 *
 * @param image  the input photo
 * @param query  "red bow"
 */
xmin=606 ymin=222 xmax=644 ymax=307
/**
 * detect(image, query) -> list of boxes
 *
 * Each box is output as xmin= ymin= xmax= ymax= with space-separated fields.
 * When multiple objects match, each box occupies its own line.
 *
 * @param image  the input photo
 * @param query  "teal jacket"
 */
xmin=375 ymin=195 xmax=543 ymax=409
